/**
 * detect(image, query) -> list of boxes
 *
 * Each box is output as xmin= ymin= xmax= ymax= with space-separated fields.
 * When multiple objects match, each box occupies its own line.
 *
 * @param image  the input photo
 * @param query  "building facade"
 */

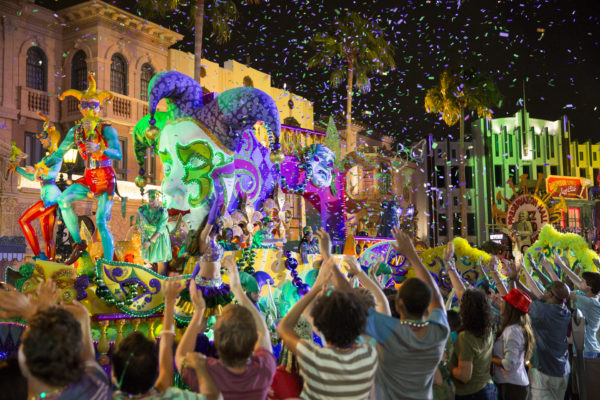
xmin=429 ymin=107 xmax=600 ymax=246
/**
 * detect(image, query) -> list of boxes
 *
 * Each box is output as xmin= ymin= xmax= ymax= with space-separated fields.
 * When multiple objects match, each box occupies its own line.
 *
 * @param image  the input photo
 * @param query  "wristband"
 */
xmin=160 ymin=329 xmax=175 ymax=336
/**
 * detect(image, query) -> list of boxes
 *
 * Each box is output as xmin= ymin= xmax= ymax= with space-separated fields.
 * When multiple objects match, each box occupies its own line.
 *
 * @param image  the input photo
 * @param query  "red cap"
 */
xmin=502 ymin=288 xmax=532 ymax=314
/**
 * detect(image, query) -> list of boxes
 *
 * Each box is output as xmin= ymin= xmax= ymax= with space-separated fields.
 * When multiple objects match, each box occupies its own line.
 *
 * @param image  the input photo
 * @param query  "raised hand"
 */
xmin=223 ymin=256 xmax=242 ymax=292
xmin=189 ymin=279 xmax=206 ymax=312
xmin=391 ymin=226 xmax=417 ymax=258
xmin=343 ymin=255 xmax=362 ymax=276
xmin=36 ymin=279 xmax=59 ymax=308
xmin=164 ymin=280 xmax=184 ymax=304
xmin=184 ymin=352 xmax=208 ymax=373
xmin=315 ymin=228 xmax=332 ymax=259
xmin=443 ymin=241 xmax=455 ymax=263
xmin=0 ymin=284 xmax=36 ymax=320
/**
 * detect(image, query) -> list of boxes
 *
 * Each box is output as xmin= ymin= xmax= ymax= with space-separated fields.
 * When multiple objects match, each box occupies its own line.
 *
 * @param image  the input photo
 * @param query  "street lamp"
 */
xmin=63 ymin=148 xmax=78 ymax=182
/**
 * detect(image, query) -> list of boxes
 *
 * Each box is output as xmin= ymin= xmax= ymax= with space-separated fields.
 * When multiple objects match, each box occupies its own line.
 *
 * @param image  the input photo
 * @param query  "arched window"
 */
xmin=71 ymin=50 xmax=87 ymax=90
xmin=140 ymin=63 xmax=155 ymax=101
xmin=26 ymin=47 xmax=47 ymax=91
xmin=243 ymin=76 xmax=254 ymax=87
xmin=110 ymin=53 xmax=128 ymax=95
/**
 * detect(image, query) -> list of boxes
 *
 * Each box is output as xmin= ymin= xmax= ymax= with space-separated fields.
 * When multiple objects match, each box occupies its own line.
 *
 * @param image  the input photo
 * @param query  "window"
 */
xmin=567 ymin=207 xmax=581 ymax=228
xmin=25 ymin=132 xmax=44 ymax=164
xmin=509 ymin=165 xmax=518 ymax=184
xmin=594 ymin=152 xmax=598 ymax=162
xmin=549 ymin=136 xmax=555 ymax=158
xmin=465 ymin=166 xmax=473 ymax=188
xmin=494 ymin=134 xmax=500 ymax=157
xmin=243 ymin=76 xmax=254 ymax=87
xmin=26 ymin=47 xmax=47 ymax=91
xmin=114 ymin=137 xmax=128 ymax=180
xmin=71 ymin=50 xmax=87 ymax=91
xmin=453 ymin=213 xmax=461 ymax=237
xmin=436 ymin=166 xmax=445 ymax=188
xmin=453 ymin=197 xmax=458 ymax=206
xmin=451 ymin=149 xmax=457 ymax=160
xmin=467 ymin=213 xmax=476 ymax=236
xmin=550 ymin=165 xmax=558 ymax=176
xmin=523 ymin=165 xmax=531 ymax=179
xmin=140 ymin=63 xmax=155 ymax=101
xmin=580 ymin=168 xmax=587 ymax=179
xmin=580 ymin=151 xmax=584 ymax=162
xmin=593 ymin=168 xmax=599 ymax=183
xmin=467 ymin=197 xmax=472 ymax=207
xmin=508 ymin=134 xmax=514 ymax=157
xmin=536 ymin=165 xmax=544 ymax=178
xmin=535 ymin=134 xmax=541 ymax=158
xmin=438 ymin=215 xmax=447 ymax=236
xmin=494 ymin=165 xmax=503 ymax=185
xmin=450 ymin=166 xmax=459 ymax=187
xmin=110 ymin=53 xmax=128 ymax=95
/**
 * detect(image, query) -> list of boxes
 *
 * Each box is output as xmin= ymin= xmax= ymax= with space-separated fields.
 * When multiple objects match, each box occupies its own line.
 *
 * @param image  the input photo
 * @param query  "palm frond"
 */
xmin=208 ymin=0 xmax=239 ymax=44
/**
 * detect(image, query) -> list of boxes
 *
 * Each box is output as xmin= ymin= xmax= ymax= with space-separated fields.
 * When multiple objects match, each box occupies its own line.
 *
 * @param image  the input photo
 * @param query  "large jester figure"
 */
xmin=15 ymin=113 xmax=63 ymax=260
xmin=40 ymin=73 xmax=122 ymax=264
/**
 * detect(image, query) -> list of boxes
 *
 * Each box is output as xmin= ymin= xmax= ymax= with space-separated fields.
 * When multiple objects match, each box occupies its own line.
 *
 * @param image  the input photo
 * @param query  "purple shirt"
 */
xmin=184 ymin=347 xmax=276 ymax=400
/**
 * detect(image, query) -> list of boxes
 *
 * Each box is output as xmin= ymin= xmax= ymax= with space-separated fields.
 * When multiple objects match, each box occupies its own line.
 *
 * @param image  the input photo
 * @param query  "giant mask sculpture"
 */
xmin=134 ymin=71 xmax=283 ymax=229
xmin=303 ymin=144 xmax=335 ymax=188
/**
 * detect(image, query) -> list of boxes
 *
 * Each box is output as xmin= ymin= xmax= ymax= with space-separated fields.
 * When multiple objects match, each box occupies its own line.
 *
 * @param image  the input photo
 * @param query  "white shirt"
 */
xmin=493 ymin=324 xmax=530 ymax=386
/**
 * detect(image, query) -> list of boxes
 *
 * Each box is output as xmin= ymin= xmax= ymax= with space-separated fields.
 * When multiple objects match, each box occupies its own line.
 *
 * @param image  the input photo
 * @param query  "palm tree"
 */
xmin=307 ymin=12 xmax=395 ymax=152
xmin=137 ymin=0 xmax=261 ymax=82
xmin=425 ymin=67 xmax=502 ymax=237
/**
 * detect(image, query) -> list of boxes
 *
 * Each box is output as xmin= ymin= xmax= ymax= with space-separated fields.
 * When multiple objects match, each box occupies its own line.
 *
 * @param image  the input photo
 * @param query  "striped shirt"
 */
xmin=296 ymin=340 xmax=378 ymax=400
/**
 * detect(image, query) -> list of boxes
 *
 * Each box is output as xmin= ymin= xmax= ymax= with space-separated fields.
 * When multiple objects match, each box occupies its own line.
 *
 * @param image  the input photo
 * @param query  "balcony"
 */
xmin=18 ymin=86 xmax=56 ymax=120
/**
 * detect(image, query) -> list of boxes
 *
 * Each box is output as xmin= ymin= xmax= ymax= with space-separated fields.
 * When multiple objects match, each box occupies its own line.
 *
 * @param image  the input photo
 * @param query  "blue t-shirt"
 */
xmin=575 ymin=293 xmax=600 ymax=354
xmin=529 ymin=299 xmax=571 ymax=377
xmin=366 ymin=308 xmax=449 ymax=400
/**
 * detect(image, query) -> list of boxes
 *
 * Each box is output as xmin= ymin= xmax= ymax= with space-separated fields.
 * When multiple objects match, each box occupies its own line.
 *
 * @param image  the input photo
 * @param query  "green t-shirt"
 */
xmin=450 ymin=330 xmax=493 ymax=396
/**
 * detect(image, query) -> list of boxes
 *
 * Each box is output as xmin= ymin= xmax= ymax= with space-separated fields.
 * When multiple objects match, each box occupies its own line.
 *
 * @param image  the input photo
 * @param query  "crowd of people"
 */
xmin=1 ymin=224 xmax=600 ymax=400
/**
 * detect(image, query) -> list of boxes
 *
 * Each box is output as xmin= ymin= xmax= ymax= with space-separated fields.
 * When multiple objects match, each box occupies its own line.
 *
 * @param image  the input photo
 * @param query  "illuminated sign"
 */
xmin=506 ymin=194 xmax=549 ymax=244
xmin=546 ymin=175 xmax=590 ymax=200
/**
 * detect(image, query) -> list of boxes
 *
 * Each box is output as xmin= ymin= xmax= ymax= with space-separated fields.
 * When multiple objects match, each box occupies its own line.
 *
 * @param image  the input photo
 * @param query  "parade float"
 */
xmin=1 ymin=71 xmax=599 ymax=363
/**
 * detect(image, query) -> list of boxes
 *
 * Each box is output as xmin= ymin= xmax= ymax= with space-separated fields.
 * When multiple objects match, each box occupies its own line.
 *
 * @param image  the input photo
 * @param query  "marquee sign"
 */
xmin=546 ymin=175 xmax=590 ymax=200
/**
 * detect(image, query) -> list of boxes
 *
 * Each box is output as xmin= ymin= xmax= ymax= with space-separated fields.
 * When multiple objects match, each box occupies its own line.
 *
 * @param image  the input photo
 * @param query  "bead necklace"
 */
xmin=399 ymin=319 xmax=430 ymax=328
xmin=31 ymin=385 xmax=68 ymax=400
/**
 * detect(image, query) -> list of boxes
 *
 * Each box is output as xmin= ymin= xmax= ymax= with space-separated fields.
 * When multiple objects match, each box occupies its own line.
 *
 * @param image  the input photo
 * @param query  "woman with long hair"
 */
xmin=447 ymin=288 xmax=496 ymax=400
xmin=491 ymin=288 xmax=535 ymax=400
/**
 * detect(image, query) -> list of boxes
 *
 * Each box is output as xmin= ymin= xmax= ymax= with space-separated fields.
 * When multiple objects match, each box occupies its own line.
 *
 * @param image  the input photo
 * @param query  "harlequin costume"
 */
xmin=41 ymin=73 xmax=122 ymax=264
xmin=14 ymin=114 xmax=62 ymax=260
xmin=136 ymin=190 xmax=172 ymax=263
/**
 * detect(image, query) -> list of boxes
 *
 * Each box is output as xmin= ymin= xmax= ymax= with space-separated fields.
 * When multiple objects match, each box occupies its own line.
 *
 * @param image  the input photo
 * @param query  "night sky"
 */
xmin=41 ymin=0 xmax=600 ymax=143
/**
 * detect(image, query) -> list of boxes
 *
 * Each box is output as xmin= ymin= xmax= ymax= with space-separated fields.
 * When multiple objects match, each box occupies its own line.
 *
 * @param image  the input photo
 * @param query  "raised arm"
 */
xmin=223 ymin=257 xmax=271 ymax=352
xmin=554 ymin=250 xmax=584 ymax=289
xmin=538 ymin=253 xmax=559 ymax=281
xmin=15 ymin=166 xmax=35 ymax=181
xmin=44 ymin=127 xmax=75 ymax=167
xmin=175 ymin=279 xmax=206 ymax=373
xmin=343 ymin=255 xmax=391 ymax=316
xmin=519 ymin=262 xmax=544 ymax=299
xmin=155 ymin=280 xmax=184 ymax=392
xmin=490 ymin=256 xmax=508 ymax=297
xmin=443 ymin=242 xmax=466 ymax=302
xmin=278 ymin=284 xmax=323 ymax=355
xmin=60 ymin=300 xmax=96 ymax=362
xmin=392 ymin=227 xmax=444 ymax=311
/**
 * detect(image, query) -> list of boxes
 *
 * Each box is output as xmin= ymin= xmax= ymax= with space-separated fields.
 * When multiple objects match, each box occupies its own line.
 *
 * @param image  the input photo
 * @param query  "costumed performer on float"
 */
xmin=39 ymin=73 xmax=122 ymax=264
xmin=298 ymin=226 xmax=319 ymax=265
xmin=136 ymin=189 xmax=171 ymax=275
xmin=14 ymin=113 xmax=63 ymax=260
xmin=190 ymin=195 xmax=234 ymax=317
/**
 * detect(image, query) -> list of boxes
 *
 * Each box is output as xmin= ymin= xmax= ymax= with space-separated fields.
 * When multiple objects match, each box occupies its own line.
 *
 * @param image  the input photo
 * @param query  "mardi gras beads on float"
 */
xmin=279 ymin=159 xmax=313 ymax=195
xmin=284 ymin=251 xmax=310 ymax=296
xmin=236 ymin=247 xmax=257 ymax=274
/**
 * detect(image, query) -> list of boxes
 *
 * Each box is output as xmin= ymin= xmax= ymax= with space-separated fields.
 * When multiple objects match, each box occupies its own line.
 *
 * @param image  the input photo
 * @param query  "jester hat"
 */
xmin=59 ymin=72 xmax=113 ymax=105
xmin=133 ymin=71 xmax=282 ymax=173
